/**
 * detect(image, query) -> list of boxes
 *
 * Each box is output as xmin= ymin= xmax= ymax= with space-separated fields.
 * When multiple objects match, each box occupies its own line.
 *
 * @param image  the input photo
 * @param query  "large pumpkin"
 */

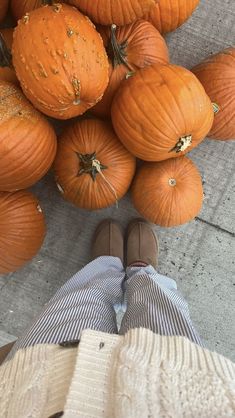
xmin=0 ymin=28 xmax=18 ymax=85
xmin=111 ymin=63 xmax=214 ymax=161
xmin=192 ymin=47 xmax=235 ymax=141
xmin=132 ymin=156 xmax=203 ymax=227
xmin=92 ymin=20 xmax=169 ymax=118
xmin=0 ymin=0 xmax=8 ymax=23
xmin=54 ymin=119 xmax=136 ymax=210
xmin=66 ymin=0 xmax=155 ymax=25
xmin=0 ymin=190 xmax=46 ymax=274
xmin=12 ymin=4 xmax=109 ymax=119
xmin=0 ymin=81 xmax=57 ymax=191
xmin=11 ymin=0 xmax=61 ymax=21
xmin=145 ymin=0 xmax=200 ymax=34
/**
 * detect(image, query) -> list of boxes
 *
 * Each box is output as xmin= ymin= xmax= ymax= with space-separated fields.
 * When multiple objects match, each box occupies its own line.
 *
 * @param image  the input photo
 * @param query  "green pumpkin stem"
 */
xmin=78 ymin=152 xmax=107 ymax=182
xmin=0 ymin=33 xmax=12 ymax=69
xmin=109 ymin=24 xmax=134 ymax=73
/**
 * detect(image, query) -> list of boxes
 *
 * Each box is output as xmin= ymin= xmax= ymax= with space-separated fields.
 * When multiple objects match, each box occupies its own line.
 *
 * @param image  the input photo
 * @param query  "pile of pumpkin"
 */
xmin=0 ymin=0 xmax=234 ymax=274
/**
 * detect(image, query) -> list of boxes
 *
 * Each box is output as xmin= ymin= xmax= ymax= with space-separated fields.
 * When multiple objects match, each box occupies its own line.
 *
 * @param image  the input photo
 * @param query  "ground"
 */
xmin=0 ymin=0 xmax=235 ymax=361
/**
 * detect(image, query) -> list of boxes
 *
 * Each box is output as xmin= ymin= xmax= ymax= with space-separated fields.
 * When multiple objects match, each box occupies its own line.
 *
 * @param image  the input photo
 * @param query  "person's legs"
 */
xmin=9 ymin=221 xmax=125 ymax=358
xmin=120 ymin=220 xmax=202 ymax=346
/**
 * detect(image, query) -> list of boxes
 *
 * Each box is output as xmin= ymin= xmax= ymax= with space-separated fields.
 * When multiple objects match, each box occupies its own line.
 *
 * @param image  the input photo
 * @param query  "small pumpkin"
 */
xmin=192 ymin=47 xmax=235 ymax=141
xmin=54 ymin=119 xmax=136 ymax=210
xmin=11 ymin=0 xmax=61 ymax=21
xmin=132 ymin=156 xmax=203 ymax=227
xmin=145 ymin=0 xmax=200 ymax=34
xmin=0 ymin=81 xmax=57 ymax=191
xmin=12 ymin=3 xmax=109 ymax=119
xmin=0 ymin=190 xmax=46 ymax=274
xmin=111 ymin=63 xmax=214 ymax=161
xmin=0 ymin=0 xmax=8 ymax=23
xmin=66 ymin=0 xmax=155 ymax=26
xmin=92 ymin=20 xmax=169 ymax=118
xmin=0 ymin=28 xmax=18 ymax=85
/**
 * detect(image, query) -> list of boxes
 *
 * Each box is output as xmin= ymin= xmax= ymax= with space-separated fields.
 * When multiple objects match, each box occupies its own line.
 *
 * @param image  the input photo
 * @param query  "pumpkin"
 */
xmin=0 ymin=28 xmax=18 ymax=85
xmin=54 ymin=119 xmax=136 ymax=210
xmin=0 ymin=190 xmax=46 ymax=274
xmin=132 ymin=156 xmax=203 ymax=227
xmin=11 ymin=0 xmax=61 ymax=21
xmin=144 ymin=0 xmax=200 ymax=34
xmin=0 ymin=0 xmax=8 ymax=23
xmin=0 ymin=81 xmax=57 ymax=191
xmin=192 ymin=47 xmax=235 ymax=141
xmin=66 ymin=0 xmax=155 ymax=26
xmin=12 ymin=3 xmax=109 ymax=120
xmin=111 ymin=63 xmax=214 ymax=161
xmin=92 ymin=20 xmax=169 ymax=118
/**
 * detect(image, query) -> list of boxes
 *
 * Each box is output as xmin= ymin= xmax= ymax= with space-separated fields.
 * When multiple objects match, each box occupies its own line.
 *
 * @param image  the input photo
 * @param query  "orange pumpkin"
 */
xmin=66 ymin=0 xmax=155 ymax=25
xmin=0 ymin=28 xmax=18 ymax=85
xmin=111 ymin=63 xmax=214 ymax=161
xmin=92 ymin=20 xmax=169 ymax=118
xmin=12 ymin=3 xmax=109 ymax=119
xmin=54 ymin=119 xmax=136 ymax=210
xmin=11 ymin=0 xmax=61 ymax=21
xmin=192 ymin=47 xmax=235 ymax=141
xmin=0 ymin=190 xmax=46 ymax=274
xmin=0 ymin=81 xmax=57 ymax=191
xmin=0 ymin=0 xmax=8 ymax=23
xmin=132 ymin=156 xmax=203 ymax=227
xmin=145 ymin=0 xmax=200 ymax=34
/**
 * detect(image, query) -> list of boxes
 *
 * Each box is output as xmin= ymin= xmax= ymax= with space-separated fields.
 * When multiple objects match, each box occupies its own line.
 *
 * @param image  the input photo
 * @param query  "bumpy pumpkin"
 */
xmin=12 ymin=4 xmax=109 ymax=119
xmin=66 ymin=0 xmax=155 ymax=25
xmin=11 ymin=0 xmax=60 ymax=21
xmin=0 ymin=0 xmax=8 ymax=23
xmin=0 ymin=190 xmax=46 ymax=274
xmin=92 ymin=20 xmax=169 ymax=118
xmin=54 ymin=119 xmax=136 ymax=210
xmin=111 ymin=63 xmax=214 ymax=161
xmin=145 ymin=0 xmax=200 ymax=34
xmin=132 ymin=156 xmax=203 ymax=227
xmin=0 ymin=29 xmax=18 ymax=85
xmin=0 ymin=81 xmax=57 ymax=191
xmin=192 ymin=47 xmax=235 ymax=141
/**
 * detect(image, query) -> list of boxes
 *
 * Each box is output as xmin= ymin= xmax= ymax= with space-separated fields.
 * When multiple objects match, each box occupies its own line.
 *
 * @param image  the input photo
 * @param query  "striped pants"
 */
xmin=11 ymin=256 xmax=202 ymax=356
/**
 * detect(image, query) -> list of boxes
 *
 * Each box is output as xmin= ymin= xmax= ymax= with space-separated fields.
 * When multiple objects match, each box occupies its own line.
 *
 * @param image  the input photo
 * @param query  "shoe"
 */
xmin=92 ymin=219 xmax=124 ymax=263
xmin=126 ymin=219 xmax=159 ymax=269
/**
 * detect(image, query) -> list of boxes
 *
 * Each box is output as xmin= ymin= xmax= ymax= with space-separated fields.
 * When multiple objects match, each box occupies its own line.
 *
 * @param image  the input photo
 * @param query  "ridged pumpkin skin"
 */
xmin=145 ymin=0 xmax=200 ymax=34
xmin=92 ymin=20 xmax=169 ymax=118
xmin=0 ymin=190 xmax=46 ymax=274
xmin=54 ymin=119 xmax=136 ymax=210
xmin=66 ymin=0 xmax=155 ymax=25
xmin=111 ymin=64 xmax=214 ymax=162
xmin=11 ymin=0 xmax=53 ymax=21
xmin=192 ymin=47 xmax=235 ymax=141
xmin=0 ymin=81 xmax=57 ymax=191
xmin=0 ymin=28 xmax=18 ymax=85
xmin=12 ymin=4 xmax=109 ymax=120
xmin=0 ymin=0 xmax=8 ymax=23
xmin=132 ymin=157 xmax=203 ymax=227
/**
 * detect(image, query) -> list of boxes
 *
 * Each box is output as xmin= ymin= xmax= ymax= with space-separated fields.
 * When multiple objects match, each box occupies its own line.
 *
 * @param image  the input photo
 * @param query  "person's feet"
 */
xmin=92 ymin=220 xmax=124 ymax=263
xmin=126 ymin=219 xmax=159 ymax=269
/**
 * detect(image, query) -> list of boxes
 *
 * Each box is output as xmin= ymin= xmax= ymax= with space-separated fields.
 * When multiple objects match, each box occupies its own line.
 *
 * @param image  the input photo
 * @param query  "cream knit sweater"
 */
xmin=0 ymin=328 xmax=234 ymax=418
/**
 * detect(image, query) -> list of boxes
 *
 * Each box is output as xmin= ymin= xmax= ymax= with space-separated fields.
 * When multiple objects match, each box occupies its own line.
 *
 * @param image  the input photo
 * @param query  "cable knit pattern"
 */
xmin=0 ymin=329 xmax=234 ymax=418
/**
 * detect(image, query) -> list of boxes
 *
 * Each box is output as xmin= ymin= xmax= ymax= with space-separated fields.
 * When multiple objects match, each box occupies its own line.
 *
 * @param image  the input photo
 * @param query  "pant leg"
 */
xmin=120 ymin=265 xmax=202 ymax=346
xmin=10 ymin=256 xmax=125 ymax=357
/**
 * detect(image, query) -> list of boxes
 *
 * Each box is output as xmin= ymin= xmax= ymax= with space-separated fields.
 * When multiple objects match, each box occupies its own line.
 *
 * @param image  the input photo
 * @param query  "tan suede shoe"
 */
xmin=92 ymin=220 xmax=124 ymax=263
xmin=126 ymin=219 xmax=159 ymax=269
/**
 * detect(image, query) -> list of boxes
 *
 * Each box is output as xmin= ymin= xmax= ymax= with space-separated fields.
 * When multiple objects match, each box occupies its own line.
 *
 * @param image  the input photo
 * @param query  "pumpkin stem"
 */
xmin=212 ymin=102 xmax=220 ymax=114
xmin=0 ymin=33 xmax=12 ymax=69
xmin=169 ymin=135 xmax=192 ymax=153
xmin=109 ymin=24 xmax=134 ymax=72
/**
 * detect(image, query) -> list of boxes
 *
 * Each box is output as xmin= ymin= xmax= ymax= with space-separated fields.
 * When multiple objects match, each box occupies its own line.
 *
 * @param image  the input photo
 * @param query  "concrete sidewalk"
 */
xmin=0 ymin=0 xmax=235 ymax=361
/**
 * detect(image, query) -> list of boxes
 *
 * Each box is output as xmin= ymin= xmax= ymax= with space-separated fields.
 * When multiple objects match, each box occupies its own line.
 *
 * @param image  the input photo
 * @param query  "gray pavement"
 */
xmin=0 ymin=0 xmax=234 ymax=361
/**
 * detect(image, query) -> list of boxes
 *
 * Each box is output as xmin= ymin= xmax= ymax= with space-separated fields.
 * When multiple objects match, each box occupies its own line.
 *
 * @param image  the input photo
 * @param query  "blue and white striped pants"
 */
xmin=11 ymin=256 xmax=202 ymax=354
